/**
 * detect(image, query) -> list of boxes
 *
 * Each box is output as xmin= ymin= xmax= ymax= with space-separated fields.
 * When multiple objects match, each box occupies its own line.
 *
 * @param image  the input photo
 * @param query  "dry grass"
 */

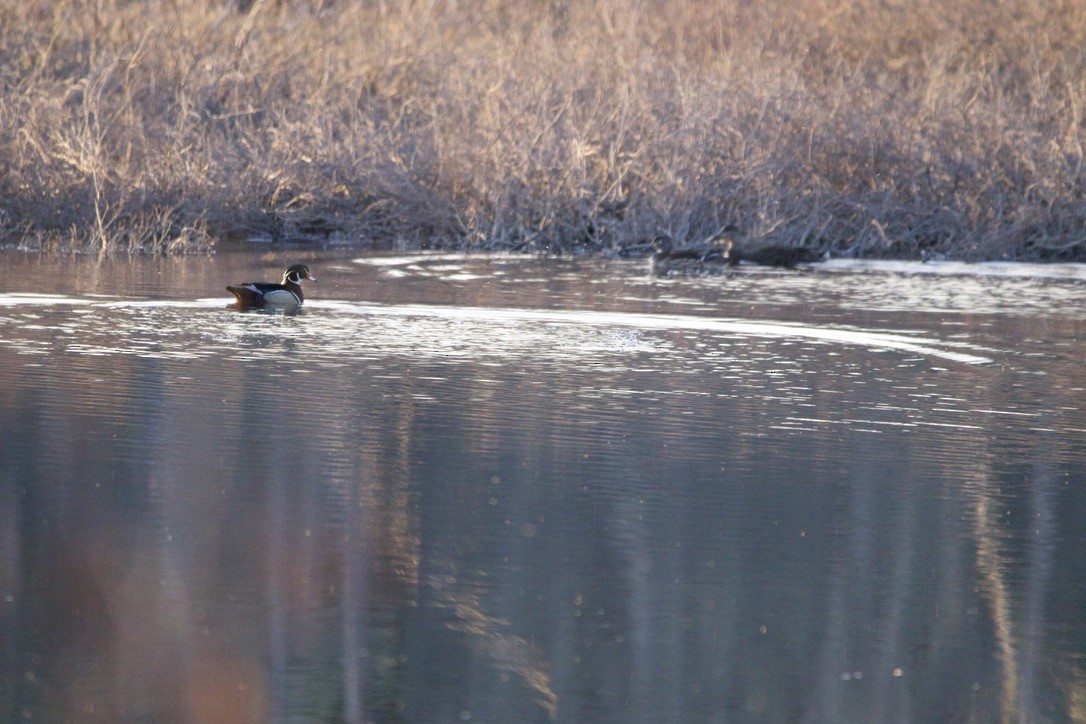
xmin=1 ymin=0 xmax=1085 ymax=259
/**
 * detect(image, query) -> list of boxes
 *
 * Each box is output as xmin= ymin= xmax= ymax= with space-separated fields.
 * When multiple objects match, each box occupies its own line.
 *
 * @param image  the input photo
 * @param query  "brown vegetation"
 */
xmin=1 ymin=0 xmax=1085 ymax=258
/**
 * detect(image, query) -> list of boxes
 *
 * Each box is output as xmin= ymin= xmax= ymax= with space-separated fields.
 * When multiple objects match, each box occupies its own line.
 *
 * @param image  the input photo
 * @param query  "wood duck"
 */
xmin=649 ymin=235 xmax=730 ymax=276
xmin=650 ymin=237 xmax=674 ymax=276
xmin=711 ymin=227 xmax=821 ymax=268
xmin=227 ymin=264 xmax=316 ymax=307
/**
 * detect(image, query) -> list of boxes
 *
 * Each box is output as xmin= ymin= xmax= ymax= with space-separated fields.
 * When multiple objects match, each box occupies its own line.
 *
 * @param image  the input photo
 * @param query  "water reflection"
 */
xmin=1 ymin=252 xmax=1085 ymax=721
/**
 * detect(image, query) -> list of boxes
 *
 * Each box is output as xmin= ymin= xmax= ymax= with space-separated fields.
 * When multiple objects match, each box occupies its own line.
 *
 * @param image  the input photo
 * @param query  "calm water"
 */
xmin=1 ymin=249 xmax=1085 ymax=722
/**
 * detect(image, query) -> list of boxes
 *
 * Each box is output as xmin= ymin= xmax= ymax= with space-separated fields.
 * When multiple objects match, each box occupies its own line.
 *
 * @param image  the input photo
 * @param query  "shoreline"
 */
xmin=3 ymin=0 xmax=1084 ymax=261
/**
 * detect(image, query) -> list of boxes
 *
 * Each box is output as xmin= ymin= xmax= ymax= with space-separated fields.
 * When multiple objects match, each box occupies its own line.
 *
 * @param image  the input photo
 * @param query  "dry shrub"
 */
xmin=0 ymin=0 xmax=1084 ymax=258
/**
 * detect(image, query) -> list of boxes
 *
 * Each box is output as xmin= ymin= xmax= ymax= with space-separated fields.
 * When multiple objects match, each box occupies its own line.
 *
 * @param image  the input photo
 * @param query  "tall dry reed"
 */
xmin=1 ymin=0 xmax=1084 ymax=258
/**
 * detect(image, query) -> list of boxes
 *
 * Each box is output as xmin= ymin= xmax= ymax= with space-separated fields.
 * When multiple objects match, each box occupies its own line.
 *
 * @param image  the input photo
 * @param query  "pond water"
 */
xmin=1 ymin=249 xmax=1085 ymax=722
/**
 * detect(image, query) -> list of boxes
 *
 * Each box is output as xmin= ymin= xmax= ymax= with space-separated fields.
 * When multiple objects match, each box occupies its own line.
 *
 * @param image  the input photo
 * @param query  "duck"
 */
xmin=649 ymin=235 xmax=731 ymax=276
xmin=227 ymin=264 xmax=316 ymax=308
xmin=649 ymin=237 xmax=674 ymax=276
xmin=709 ymin=227 xmax=821 ymax=268
xmin=727 ymin=244 xmax=821 ymax=268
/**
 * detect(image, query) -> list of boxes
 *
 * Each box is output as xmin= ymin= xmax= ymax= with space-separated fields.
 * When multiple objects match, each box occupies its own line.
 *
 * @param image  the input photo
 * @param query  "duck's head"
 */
xmin=651 ymin=236 xmax=673 ymax=255
xmin=283 ymin=264 xmax=316 ymax=285
xmin=711 ymin=225 xmax=745 ymax=249
xmin=710 ymin=225 xmax=745 ymax=264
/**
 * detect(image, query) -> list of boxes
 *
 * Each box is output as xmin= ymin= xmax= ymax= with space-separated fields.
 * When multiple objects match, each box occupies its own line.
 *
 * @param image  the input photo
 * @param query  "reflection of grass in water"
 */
xmin=3 ymin=0 xmax=1085 ymax=259
xmin=428 ymin=569 xmax=559 ymax=719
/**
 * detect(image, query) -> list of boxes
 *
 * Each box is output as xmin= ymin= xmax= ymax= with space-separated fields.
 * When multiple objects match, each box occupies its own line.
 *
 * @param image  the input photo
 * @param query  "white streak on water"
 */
xmin=0 ymin=293 xmax=91 ymax=306
xmin=352 ymin=254 xmax=468 ymax=267
xmin=312 ymin=300 xmax=995 ymax=365
xmin=0 ymin=294 xmax=996 ymax=365
xmin=819 ymin=259 xmax=1086 ymax=280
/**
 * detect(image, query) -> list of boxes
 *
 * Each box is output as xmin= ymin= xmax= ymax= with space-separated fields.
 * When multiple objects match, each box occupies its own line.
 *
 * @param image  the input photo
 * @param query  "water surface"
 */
xmin=1 ymin=250 xmax=1085 ymax=722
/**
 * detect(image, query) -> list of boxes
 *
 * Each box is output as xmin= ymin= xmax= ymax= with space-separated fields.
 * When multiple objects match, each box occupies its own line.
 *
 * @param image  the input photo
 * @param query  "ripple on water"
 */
xmin=351 ymin=253 xmax=1086 ymax=319
xmin=0 ymin=294 xmax=995 ymax=366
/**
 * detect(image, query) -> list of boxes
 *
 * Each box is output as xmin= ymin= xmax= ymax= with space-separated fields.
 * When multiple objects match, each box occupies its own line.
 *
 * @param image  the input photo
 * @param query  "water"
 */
xmin=1 ymin=250 xmax=1085 ymax=722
